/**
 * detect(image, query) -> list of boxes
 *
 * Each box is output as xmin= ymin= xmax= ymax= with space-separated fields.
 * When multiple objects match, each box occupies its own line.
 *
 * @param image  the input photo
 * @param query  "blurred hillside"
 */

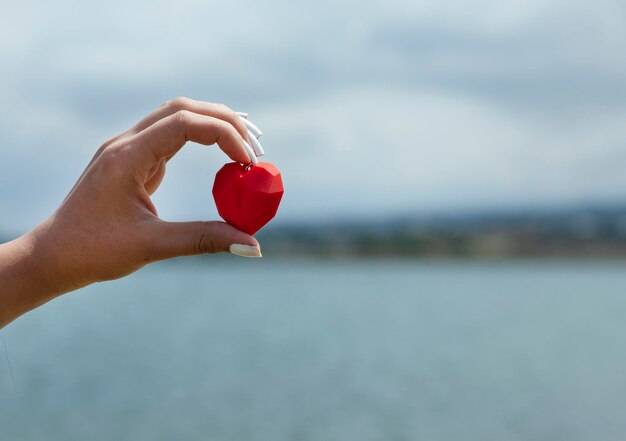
xmin=3 ymin=204 xmax=626 ymax=258
xmin=257 ymin=204 xmax=626 ymax=258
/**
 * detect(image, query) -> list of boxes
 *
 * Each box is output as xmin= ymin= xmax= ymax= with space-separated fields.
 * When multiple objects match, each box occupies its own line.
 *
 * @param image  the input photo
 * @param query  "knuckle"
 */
xmin=215 ymin=103 xmax=239 ymax=122
xmin=92 ymin=142 xmax=110 ymax=160
xmin=216 ymin=120 xmax=239 ymax=140
xmin=171 ymin=109 xmax=192 ymax=128
xmin=227 ymin=122 xmax=241 ymax=138
xmin=219 ymin=117 xmax=236 ymax=131
xmin=215 ymin=102 xmax=231 ymax=113
xmin=168 ymin=96 xmax=192 ymax=111
xmin=195 ymin=222 xmax=218 ymax=254
xmin=227 ymin=108 xmax=241 ymax=123
xmin=100 ymin=135 xmax=118 ymax=150
xmin=211 ymin=117 xmax=228 ymax=132
xmin=96 ymin=143 xmax=126 ymax=173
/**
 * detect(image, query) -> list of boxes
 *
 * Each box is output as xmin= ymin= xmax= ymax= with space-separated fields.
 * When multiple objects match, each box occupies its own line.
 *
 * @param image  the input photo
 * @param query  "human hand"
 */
xmin=19 ymin=97 xmax=262 ymax=299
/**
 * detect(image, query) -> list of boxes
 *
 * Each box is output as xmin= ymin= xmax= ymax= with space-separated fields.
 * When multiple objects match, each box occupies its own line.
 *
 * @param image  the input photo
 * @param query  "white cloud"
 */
xmin=1 ymin=0 xmax=626 ymax=232
xmin=150 ymin=85 xmax=626 ymax=223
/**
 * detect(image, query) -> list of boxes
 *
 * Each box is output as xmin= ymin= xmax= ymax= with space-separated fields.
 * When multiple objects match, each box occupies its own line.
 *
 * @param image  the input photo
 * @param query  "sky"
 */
xmin=0 ymin=0 xmax=625 ymax=233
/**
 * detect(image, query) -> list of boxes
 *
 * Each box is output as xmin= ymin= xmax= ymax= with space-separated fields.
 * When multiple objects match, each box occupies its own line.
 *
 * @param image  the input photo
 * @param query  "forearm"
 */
xmin=0 ymin=232 xmax=59 ymax=328
xmin=0 ymin=98 xmax=263 ymax=328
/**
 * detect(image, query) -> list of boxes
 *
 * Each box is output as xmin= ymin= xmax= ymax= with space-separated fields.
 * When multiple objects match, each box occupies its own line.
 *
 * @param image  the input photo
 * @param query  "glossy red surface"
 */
xmin=212 ymin=162 xmax=284 ymax=235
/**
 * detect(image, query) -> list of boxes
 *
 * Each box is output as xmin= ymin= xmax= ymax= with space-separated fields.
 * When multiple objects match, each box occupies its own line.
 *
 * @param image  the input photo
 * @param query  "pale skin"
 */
xmin=0 ymin=97 xmax=262 ymax=328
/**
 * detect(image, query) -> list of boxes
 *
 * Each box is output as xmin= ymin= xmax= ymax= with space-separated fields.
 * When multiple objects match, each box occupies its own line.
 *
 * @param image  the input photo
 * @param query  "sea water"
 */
xmin=2 ymin=258 xmax=626 ymax=441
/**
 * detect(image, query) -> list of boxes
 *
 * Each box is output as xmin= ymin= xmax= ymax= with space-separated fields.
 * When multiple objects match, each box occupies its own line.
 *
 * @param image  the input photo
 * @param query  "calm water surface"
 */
xmin=2 ymin=259 xmax=626 ymax=441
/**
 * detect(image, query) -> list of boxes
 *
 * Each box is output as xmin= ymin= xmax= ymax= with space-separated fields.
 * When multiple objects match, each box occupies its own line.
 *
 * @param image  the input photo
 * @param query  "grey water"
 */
xmin=2 ymin=259 xmax=626 ymax=441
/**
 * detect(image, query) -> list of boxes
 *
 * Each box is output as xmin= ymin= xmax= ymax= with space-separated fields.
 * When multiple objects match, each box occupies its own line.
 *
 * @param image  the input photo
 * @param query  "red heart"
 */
xmin=212 ymin=162 xmax=284 ymax=235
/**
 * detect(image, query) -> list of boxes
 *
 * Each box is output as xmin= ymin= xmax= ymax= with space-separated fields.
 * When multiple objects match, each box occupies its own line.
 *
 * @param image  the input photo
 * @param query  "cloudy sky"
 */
xmin=1 ymin=0 xmax=625 ymax=233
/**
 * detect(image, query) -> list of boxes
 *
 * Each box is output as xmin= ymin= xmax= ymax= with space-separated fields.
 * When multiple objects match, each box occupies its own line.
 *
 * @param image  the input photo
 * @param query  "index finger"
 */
xmin=127 ymin=110 xmax=252 ymax=164
xmin=129 ymin=97 xmax=251 ymax=146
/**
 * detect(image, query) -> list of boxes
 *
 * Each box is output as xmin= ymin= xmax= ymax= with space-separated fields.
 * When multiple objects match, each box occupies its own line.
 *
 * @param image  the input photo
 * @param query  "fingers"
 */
xmin=128 ymin=110 xmax=252 ymax=164
xmin=129 ymin=97 xmax=251 ymax=148
xmin=144 ymin=159 xmax=166 ymax=195
xmin=148 ymin=220 xmax=261 ymax=260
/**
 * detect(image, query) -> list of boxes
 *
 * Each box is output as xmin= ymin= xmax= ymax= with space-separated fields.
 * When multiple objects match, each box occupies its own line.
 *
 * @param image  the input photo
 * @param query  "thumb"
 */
xmin=150 ymin=220 xmax=261 ymax=260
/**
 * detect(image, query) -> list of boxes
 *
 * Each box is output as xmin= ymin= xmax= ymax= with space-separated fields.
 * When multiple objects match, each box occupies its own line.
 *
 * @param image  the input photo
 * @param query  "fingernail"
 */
xmin=242 ymin=140 xmax=259 ymax=165
xmin=236 ymin=111 xmax=248 ymax=119
xmin=243 ymin=119 xmax=262 ymax=138
xmin=230 ymin=244 xmax=262 ymax=258
xmin=248 ymin=130 xmax=265 ymax=156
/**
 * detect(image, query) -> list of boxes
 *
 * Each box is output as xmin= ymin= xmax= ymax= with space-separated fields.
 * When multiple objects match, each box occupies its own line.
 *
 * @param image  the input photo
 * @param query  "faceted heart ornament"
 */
xmin=212 ymin=162 xmax=284 ymax=235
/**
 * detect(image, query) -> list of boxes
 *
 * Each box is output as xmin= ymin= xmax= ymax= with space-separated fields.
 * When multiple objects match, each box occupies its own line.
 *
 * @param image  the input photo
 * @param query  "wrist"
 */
xmin=0 ymin=222 xmax=72 ymax=328
xmin=22 ymin=219 xmax=86 ymax=298
xmin=0 ymin=235 xmax=50 ymax=327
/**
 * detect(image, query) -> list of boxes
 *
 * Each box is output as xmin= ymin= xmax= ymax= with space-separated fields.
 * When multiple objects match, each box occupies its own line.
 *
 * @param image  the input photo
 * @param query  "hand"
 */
xmin=0 ymin=97 xmax=262 ymax=327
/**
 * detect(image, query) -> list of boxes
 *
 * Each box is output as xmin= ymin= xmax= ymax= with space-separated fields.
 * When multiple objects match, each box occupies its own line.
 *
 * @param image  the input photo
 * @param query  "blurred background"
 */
xmin=1 ymin=0 xmax=626 ymax=440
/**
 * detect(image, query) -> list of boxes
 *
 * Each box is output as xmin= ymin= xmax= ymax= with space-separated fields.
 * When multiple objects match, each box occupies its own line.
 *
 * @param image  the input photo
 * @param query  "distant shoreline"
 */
xmin=256 ymin=203 xmax=626 ymax=259
xmin=5 ymin=204 xmax=626 ymax=259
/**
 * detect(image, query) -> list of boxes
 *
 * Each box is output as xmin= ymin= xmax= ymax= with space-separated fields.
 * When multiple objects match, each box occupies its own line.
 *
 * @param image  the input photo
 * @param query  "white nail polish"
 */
xmin=248 ymin=131 xmax=265 ymax=157
xmin=242 ymin=140 xmax=259 ymax=165
xmin=230 ymin=244 xmax=262 ymax=258
xmin=236 ymin=111 xmax=248 ymax=119
xmin=243 ymin=119 xmax=262 ymax=138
